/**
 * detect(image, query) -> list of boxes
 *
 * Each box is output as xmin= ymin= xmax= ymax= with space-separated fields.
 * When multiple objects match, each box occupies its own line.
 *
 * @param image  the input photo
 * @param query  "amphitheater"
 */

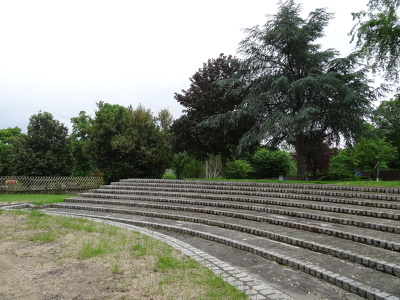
xmin=21 ymin=179 xmax=400 ymax=299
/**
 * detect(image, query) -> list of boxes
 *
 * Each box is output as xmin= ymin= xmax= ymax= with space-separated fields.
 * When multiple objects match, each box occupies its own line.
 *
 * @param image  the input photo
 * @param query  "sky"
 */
xmin=0 ymin=0 xmax=371 ymax=132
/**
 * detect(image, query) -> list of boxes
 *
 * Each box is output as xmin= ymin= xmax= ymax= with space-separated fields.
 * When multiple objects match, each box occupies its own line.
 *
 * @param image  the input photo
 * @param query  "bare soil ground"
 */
xmin=0 ymin=211 xmax=225 ymax=300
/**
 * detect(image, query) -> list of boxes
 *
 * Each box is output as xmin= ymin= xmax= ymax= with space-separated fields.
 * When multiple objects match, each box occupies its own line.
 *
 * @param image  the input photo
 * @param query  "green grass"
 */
xmin=28 ymin=230 xmax=57 ymax=242
xmin=0 ymin=194 xmax=75 ymax=205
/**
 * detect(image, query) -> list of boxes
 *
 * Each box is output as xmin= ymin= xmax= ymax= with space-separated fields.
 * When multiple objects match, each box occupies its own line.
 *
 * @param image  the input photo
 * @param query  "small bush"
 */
xmin=251 ymin=148 xmax=292 ymax=179
xmin=162 ymin=169 xmax=176 ymax=179
xmin=226 ymin=159 xmax=253 ymax=179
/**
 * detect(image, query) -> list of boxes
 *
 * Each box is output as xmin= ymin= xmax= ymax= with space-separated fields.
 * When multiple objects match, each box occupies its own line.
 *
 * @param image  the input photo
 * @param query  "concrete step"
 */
xmin=37 ymin=179 xmax=400 ymax=300
xmin=42 ymin=204 xmax=400 ymax=299
xmin=64 ymin=196 xmax=400 ymax=233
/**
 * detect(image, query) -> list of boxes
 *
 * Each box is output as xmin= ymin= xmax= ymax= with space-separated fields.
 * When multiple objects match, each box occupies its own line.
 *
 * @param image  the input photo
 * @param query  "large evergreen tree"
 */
xmin=351 ymin=0 xmax=400 ymax=81
xmin=213 ymin=0 xmax=375 ymax=180
xmin=11 ymin=112 xmax=73 ymax=176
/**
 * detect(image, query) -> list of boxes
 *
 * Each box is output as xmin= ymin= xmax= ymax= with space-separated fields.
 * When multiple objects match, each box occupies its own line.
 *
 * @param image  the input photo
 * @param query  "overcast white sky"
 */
xmin=0 ymin=0 xmax=371 ymax=132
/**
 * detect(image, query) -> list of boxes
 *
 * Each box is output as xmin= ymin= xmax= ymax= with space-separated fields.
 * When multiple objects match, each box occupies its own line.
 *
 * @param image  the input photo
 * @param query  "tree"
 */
xmin=372 ymin=94 xmax=400 ymax=167
xmin=352 ymin=137 xmax=397 ymax=171
xmin=212 ymin=0 xmax=375 ymax=180
xmin=70 ymin=111 xmax=94 ymax=176
xmin=86 ymin=102 xmax=130 ymax=183
xmin=171 ymin=54 xmax=253 ymax=177
xmin=0 ymin=127 xmax=22 ymax=175
xmin=351 ymin=0 xmax=400 ymax=81
xmin=304 ymin=142 xmax=338 ymax=176
xmin=87 ymin=102 xmax=172 ymax=183
xmin=329 ymin=138 xmax=397 ymax=176
xmin=328 ymin=148 xmax=359 ymax=177
xmin=11 ymin=112 xmax=73 ymax=176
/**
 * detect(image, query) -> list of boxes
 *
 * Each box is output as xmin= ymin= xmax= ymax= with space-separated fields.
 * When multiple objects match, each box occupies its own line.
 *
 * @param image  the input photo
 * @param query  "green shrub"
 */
xmin=226 ymin=159 xmax=253 ymax=179
xmin=162 ymin=169 xmax=176 ymax=179
xmin=251 ymin=148 xmax=292 ymax=179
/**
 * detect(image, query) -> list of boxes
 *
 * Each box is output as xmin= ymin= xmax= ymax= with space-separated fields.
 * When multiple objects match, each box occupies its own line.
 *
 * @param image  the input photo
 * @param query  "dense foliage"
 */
xmin=87 ymin=102 xmax=172 ymax=183
xmin=11 ymin=112 xmax=73 ymax=176
xmin=329 ymin=138 xmax=397 ymax=176
xmin=0 ymin=127 xmax=22 ymax=175
xmin=171 ymin=54 xmax=255 ymax=177
xmin=208 ymin=0 xmax=375 ymax=180
xmin=70 ymin=111 xmax=94 ymax=176
xmin=372 ymin=94 xmax=400 ymax=168
xmin=351 ymin=0 xmax=400 ymax=81
xmin=251 ymin=148 xmax=292 ymax=179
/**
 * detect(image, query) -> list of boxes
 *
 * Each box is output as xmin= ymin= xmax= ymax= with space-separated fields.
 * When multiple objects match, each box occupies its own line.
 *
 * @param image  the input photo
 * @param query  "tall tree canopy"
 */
xmin=372 ymin=94 xmax=400 ymax=167
xmin=351 ymin=0 xmax=400 ymax=81
xmin=70 ymin=111 xmax=94 ymax=176
xmin=171 ymin=54 xmax=254 ymax=176
xmin=11 ymin=112 xmax=73 ymax=176
xmin=0 ymin=127 xmax=22 ymax=175
xmin=211 ymin=0 xmax=375 ymax=179
xmin=87 ymin=102 xmax=172 ymax=183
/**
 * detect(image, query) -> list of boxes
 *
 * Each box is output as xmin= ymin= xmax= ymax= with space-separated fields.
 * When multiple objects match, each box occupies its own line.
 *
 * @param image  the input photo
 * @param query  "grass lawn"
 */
xmin=0 ymin=194 xmax=75 ymax=205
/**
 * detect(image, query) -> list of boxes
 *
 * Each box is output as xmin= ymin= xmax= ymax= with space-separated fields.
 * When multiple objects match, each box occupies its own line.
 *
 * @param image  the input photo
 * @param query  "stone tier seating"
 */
xmin=40 ymin=179 xmax=400 ymax=300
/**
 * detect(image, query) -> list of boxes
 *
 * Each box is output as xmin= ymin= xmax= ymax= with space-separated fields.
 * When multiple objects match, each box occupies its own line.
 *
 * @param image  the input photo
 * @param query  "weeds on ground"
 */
xmin=0 ymin=210 xmax=247 ymax=300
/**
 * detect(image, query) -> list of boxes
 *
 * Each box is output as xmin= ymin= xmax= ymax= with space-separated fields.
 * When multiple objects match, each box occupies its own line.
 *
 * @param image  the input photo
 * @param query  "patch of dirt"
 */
xmin=0 ymin=212 xmax=203 ymax=300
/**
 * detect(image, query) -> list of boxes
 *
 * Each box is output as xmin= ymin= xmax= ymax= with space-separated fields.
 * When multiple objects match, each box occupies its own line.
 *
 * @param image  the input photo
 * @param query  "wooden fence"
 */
xmin=0 ymin=176 xmax=103 ymax=193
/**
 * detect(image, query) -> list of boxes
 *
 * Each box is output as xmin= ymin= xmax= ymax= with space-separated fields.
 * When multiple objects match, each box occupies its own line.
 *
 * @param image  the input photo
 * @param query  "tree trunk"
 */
xmin=221 ymin=154 xmax=227 ymax=178
xmin=296 ymin=136 xmax=308 ymax=180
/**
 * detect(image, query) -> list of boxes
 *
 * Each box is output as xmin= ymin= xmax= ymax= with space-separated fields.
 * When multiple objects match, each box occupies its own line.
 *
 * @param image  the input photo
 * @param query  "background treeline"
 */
xmin=1 ymin=0 xmax=399 ymax=182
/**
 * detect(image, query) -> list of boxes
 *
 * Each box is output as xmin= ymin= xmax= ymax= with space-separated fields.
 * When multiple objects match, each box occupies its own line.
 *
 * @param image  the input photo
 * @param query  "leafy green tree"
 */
xmin=70 ymin=111 xmax=94 ymax=176
xmin=11 ymin=112 xmax=73 ymax=176
xmin=86 ymin=102 xmax=130 ymax=183
xmin=352 ymin=137 xmax=397 ymax=171
xmin=329 ymin=138 xmax=397 ymax=176
xmin=372 ymin=94 xmax=400 ymax=167
xmin=214 ymin=0 xmax=375 ymax=180
xmin=251 ymin=148 xmax=292 ymax=179
xmin=328 ymin=148 xmax=359 ymax=177
xmin=351 ymin=0 xmax=400 ymax=81
xmin=0 ymin=127 xmax=22 ymax=175
xmin=88 ymin=102 xmax=172 ymax=183
xmin=171 ymin=54 xmax=254 ymax=177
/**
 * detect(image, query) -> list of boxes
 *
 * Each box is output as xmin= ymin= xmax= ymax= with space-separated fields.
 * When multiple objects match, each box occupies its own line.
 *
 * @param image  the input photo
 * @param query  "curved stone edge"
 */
xmin=40 ymin=210 xmax=294 ymax=300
